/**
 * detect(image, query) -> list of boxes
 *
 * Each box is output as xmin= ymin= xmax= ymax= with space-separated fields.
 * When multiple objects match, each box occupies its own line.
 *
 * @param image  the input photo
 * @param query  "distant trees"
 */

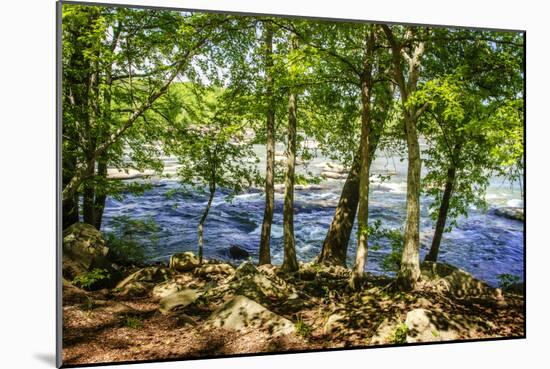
xmin=62 ymin=4 xmax=524 ymax=287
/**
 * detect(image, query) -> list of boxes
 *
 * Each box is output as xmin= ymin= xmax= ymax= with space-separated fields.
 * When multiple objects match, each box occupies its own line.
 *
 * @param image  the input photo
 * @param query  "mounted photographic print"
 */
xmin=57 ymin=0 xmax=525 ymax=366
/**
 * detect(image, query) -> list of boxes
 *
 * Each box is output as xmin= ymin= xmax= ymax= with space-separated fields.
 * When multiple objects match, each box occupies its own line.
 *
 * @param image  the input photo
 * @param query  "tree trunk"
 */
xmin=82 ymin=137 xmax=97 ymax=226
xmin=62 ymin=147 xmax=80 ymax=229
xmin=198 ymin=184 xmax=216 ymax=265
xmin=396 ymin=115 xmax=422 ymax=290
xmin=281 ymin=75 xmax=299 ymax=273
xmin=350 ymin=31 xmax=375 ymax=289
xmin=425 ymin=164 xmax=456 ymax=262
xmin=93 ymin=159 xmax=108 ymax=230
xmin=259 ymin=21 xmax=275 ymax=266
xmin=317 ymin=153 xmax=361 ymax=266
xmin=382 ymin=25 xmax=426 ymax=291
xmin=317 ymin=97 xmax=387 ymax=267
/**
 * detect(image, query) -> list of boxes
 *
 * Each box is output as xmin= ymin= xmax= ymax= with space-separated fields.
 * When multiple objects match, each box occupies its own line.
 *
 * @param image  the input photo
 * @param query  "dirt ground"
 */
xmin=62 ymin=265 xmax=525 ymax=366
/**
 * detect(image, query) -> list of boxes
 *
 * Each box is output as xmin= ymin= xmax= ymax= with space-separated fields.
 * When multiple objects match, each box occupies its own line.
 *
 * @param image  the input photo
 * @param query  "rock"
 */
xmin=118 ymin=281 xmax=151 ymax=297
xmin=107 ymin=168 xmax=156 ymax=180
xmin=116 ymin=266 xmax=173 ymax=290
xmin=228 ymin=261 xmax=298 ymax=304
xmin=421 ymin=261 xmax=503 ymax=300
xmin=405 ymin=308 xmax=457 ymax=343
xmin=322 ymin=162 xmax=347 ymax=173
xmin=321 ymin=171 xmax=347 ymax=180
xmin=169 ymin=252 xmax=199 ymax=272
xmin=62 ymin=278 xmax=90 ymax=304
xmin=63 ymin=223 xmax=109 ymax=272
xmin=62 ymin=255 xmax=87 ymax=280
xmin=228 ymin=245 xmax=250 ymax=260
xmin=370 ymin=317 xmax=401 ymax=345
xmin=159 ymin=288 xmax=203 ymax=314
xmin=299 ymin=262 xmax=351 ymax=281
xmin=494 ymin=207 xmax=524 ymax=221
xmin=152 ymin=280 xmax=186 ymax=299
xmin=206 ymin=295 xmax=295 ymax=336
xmin=194 ymin=263 xmax=235 ymax=278
xmin=234 ymin=261 xmax=259 ymax=277
xmin=294 ymin=184 xmax=324 ymax=191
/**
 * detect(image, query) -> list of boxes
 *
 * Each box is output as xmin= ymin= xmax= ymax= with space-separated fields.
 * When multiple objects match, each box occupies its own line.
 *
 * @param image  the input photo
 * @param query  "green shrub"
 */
xmin=122 ymin=315 xmax=142 ymax=329
xmin=73 ymin=268 xmax=111 ymax=291
xmin=294 ymin=315 xmax=312 ymax=338
xmin=497 ymin=273 xmax=521 ymax=290
xmin=391 ymin=322 xmax=409 ymax=344
xmin=104 ymin=216 xmax=160 ymax=265
xmin=367 ymin=221 xmax=404 ymax=273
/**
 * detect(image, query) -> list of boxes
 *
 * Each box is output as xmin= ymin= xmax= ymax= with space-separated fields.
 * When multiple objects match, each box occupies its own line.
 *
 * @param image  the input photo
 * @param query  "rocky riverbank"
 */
xmin=62 ymin=223 xmax=525 ymax=365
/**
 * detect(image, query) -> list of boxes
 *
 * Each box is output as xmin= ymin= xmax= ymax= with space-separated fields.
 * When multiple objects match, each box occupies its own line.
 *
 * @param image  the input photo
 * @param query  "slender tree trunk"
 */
xmin=198 ymin=184 xmax=216 ymax=265
xmin=281 ymin=72 xmax=299 ymax=273
xmin=349 ymin=30 xmax=375 ymax=289
xmin=396 ymin=115 xmax=422 ymax=290
xmin=259 ymin=21 xmax=275 ymax=265
xmin=425 ymin=164 xmax=456 ymax=262
xmin=82 ymin=151 xmax=96 ymax=226
xmin=62 ymin=146 xmax=80 ymax=229
xmin=382 ymin=25 xmax=426 ymax=291
xmin=93 ymin=159 xmax=108 ymax=230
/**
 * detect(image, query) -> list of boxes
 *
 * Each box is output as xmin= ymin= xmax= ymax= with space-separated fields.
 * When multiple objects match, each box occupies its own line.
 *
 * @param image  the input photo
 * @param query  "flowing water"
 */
xmin=101 ymin=144 xmax=524 ymax=287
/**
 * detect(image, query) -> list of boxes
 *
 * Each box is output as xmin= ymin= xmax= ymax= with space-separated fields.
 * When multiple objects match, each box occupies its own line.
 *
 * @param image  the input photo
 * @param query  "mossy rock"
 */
xmin=63 ymin=223 xmax=109 ymax=271
xmin=116 ymin=266 xmax=173 ymax=290
xmin=169 ymin=252 xmax=199 ymax=272
xmin=159 ymin=288 xmax=203 ymax=314
xmin=152 ymin=280 xmax=186 ymax=299
xmin=421 ymin=261 xmax=502 ymax=300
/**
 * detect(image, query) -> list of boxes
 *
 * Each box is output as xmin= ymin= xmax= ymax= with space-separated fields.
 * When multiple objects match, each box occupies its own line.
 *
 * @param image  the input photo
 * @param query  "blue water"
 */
xmin=101 ymin=157 xmax=524 ymax=287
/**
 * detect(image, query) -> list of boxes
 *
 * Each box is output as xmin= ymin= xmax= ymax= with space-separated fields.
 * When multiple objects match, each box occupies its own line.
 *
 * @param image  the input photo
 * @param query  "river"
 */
xmin=101 ymin=144 xmax=524 ymax=287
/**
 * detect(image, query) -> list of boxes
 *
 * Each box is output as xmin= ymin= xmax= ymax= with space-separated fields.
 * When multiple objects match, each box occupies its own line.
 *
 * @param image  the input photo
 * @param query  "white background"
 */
xmin=0 ymin=0 xmax=546 ymax=368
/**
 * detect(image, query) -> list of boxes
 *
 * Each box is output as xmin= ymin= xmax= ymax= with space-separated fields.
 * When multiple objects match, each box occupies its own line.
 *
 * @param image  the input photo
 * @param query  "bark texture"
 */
xmin=259 ymin=21 xmax=275 ymax=265
xmin=198 ymin=184 xmax=216 ymax=265
xmin=425 ymin=164 xmax=456 ymax=262
xmin=281 ymin=77 xmax=299 ymax=273
xmin=350 ymin=30 xmax=375 ymax=289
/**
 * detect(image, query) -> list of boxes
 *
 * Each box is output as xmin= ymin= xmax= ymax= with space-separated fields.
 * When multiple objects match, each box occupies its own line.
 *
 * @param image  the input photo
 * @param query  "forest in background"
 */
xmin=60 ymin=3 xmax=524 ymax=365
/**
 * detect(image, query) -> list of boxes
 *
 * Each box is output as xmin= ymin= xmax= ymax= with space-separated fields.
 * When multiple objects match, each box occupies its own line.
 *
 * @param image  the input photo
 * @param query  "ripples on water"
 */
xmin=101 ymin=174 xmax=524 ymax=287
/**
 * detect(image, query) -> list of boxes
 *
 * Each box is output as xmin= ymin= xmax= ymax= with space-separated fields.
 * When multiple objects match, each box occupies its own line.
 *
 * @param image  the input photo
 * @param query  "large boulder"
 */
xmin=228 ymin=245 xmax=250 ymax=260
xmin=152 ymin=280 xmax=187 ymax=299
xmin=206 ymin=295 xmax=295 ymax=336
xmin=169 ymin=252 xmax=199 ymax=272
xmin=405 ymin=309 xmax=458 ymax=343
xmin=370 ymin=317 xmax=402 ymax=345
xmin=229 ymin=262 xmax=299 ymax=303
xmin=159 ymin=288 xmax=203 ymax=314
xmin=494 ymin=207 xmax=524 ymax=221
xmin=62 ymin=223 xmax=109 ymax=275
xmin=115 ymin=266 xmax=173 ymax=296
xmin=421 ymin=261 xmax=503 ymax=300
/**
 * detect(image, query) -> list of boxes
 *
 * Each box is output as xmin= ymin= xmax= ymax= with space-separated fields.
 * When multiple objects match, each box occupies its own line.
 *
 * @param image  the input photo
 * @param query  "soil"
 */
xmin=62 ymin=263 xmax=524 ymax=366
